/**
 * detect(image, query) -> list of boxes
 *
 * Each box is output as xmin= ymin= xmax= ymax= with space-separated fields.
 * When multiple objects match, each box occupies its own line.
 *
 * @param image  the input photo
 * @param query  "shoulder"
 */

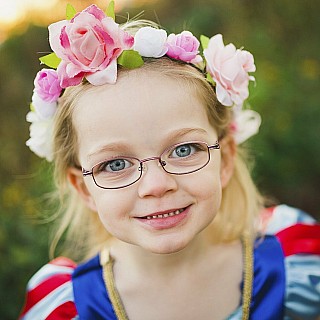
xmin=262 ymin=204 xmax=320 ymax=256
xmin=19 ymin=257 xmax=78 ymax=320
xmin=262 ymin=205 xmax=320 ymax=319
xmin=262 ymin=204 xmax=317 ymax=234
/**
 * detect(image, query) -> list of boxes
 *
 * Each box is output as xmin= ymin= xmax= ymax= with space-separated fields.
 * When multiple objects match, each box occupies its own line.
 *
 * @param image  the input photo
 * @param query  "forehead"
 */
xmin=73 ymin=70 xmax=217 ymax=162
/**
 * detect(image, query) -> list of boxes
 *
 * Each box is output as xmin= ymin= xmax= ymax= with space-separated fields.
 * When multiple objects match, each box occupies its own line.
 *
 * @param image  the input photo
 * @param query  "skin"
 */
xmin=68 ymin=70 xmax=241 ymax=319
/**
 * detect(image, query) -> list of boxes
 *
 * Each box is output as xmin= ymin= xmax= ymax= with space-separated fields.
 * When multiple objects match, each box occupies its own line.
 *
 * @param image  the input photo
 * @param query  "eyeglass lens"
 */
xmin=89 ymin=141 xmax=218 ymax=189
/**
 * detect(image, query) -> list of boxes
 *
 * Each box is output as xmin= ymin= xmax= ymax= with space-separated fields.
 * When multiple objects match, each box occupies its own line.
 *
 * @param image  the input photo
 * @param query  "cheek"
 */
xmin=198 ymin=166 xmax=222 ymax=212
xmin=88 ymin=187 xmax=135 ymax=229
xmin=184 ymin=169 xmax=222 ymax=237
xmin=198 ymin=173 xmax=222 ymax=209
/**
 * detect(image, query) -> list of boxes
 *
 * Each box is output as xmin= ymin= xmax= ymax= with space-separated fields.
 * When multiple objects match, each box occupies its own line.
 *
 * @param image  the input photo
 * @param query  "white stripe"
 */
xmin=265 ymin=205 xmax=315 ymax=235
xmin=21 ymin=281 xmax=75 ymax=320
xmin=27 ymin=264 xmax=74 ymax=291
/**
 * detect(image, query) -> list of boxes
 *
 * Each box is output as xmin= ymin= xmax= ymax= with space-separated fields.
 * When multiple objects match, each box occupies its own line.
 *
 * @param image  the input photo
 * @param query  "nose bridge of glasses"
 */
xmin=139 ymin=156 xmax=166 ymax=171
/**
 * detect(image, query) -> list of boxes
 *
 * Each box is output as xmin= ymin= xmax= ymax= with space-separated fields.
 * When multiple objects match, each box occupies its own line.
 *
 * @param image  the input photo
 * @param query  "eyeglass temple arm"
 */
xmin=82 ymin=168 xmax=93 ymax=176
xmin=208 ymin=141 xmax=220 ymax=150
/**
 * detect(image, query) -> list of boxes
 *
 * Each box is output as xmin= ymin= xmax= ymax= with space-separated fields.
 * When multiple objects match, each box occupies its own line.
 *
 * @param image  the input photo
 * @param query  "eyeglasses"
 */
xmin=82 ymin=140 xmax=220 ymax=189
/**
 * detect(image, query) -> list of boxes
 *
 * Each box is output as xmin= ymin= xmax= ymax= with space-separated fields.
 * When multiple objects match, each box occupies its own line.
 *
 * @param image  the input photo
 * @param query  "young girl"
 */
xmin=20 ymin=3 xmax=320 ymax=320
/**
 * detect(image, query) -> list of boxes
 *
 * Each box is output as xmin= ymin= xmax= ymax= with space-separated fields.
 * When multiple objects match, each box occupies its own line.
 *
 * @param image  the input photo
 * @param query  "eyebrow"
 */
xmin=86 ymin=127 xmax=209 ymax=161
xmin=87 ymin=142 xmax=130 ymax=161
xmin=164 ymin=128 xmax=209 ymax=142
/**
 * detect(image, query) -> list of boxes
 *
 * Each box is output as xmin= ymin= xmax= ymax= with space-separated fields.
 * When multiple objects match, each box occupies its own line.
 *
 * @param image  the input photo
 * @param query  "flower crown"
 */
xmin=26 ymin=2 xmax=261 ymax=161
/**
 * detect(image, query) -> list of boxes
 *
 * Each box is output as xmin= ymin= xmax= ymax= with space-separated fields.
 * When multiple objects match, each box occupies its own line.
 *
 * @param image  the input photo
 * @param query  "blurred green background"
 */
xmin=0 ymin=0 xmax=319 ymax=318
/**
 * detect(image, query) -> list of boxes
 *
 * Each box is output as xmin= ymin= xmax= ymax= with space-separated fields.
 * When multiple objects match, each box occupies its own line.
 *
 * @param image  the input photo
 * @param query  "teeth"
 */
xmin=145 ymin=208 xmax=184 ymax=220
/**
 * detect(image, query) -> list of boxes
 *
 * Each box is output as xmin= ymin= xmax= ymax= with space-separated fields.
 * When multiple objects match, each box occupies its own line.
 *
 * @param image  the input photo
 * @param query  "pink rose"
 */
xmin=33 ymin=69 xmax=62 ymax=103
xmin=204 ymin=34 xmax=256 ymax=107
xmin=166 ymin=31 xmax=202 ymax=64
xmin=48 ymin=4 xmax=134 ymax=88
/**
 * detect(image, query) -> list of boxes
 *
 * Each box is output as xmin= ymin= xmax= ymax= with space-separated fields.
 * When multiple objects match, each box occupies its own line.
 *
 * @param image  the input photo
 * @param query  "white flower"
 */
xmin=26 ymin=111 xmax=54 ymax=161
xmin=32 ymin=92 xmax=58 ymax=120
xmin=134 ymin=27 xmax=168 ymax=58
xmin=231 ymin=109 xmax=261 ymax=144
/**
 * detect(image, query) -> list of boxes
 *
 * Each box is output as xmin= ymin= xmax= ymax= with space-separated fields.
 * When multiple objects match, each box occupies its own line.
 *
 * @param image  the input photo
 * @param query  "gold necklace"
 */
xmin=241 ymin=234 xmax=254 ymax=320
xmin=100 ymin=248 xmax=129 ymax=320
xmin=100 ymin=235 xmax=253 ymax=320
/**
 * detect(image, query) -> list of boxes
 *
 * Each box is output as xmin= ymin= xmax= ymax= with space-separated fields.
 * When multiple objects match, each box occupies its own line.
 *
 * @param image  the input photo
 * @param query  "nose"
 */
xmin=137 ymin=159 xmax=178 ymax=198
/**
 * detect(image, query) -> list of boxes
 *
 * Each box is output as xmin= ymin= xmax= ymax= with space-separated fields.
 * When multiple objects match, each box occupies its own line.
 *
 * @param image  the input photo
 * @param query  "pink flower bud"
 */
xmin=34 ymin=69 xmax=62 ymax=103
xmin=166 ymin=31 xmax=202 ymax=64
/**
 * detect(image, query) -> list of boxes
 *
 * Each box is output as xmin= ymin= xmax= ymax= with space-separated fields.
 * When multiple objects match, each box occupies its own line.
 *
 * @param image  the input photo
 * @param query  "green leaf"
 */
xmin=66 ymin=3 xmax=77 ymax=20
xmin=206 ymin=72 xmax=215 ymax=85
xmin=200 ymin=35 xmax=210 ymax=50
xmin=118 ymin=50 xmax=144 ymax=69
xmin=39 ymin=53 xmax=61 ymax=69
xmin=105 ymin=1 xmax=115 ymax=20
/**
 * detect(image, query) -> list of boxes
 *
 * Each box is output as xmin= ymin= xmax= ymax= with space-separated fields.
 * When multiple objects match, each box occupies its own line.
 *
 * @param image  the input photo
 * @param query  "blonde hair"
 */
xmin=51 ymin=57 xmax=264 ymax=262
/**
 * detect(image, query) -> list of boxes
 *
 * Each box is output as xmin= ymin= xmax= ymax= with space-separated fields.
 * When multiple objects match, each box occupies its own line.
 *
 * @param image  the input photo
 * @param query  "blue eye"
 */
xmin=101 ymin=159 xmax=132 ymax=172
xmin=172 ymin=144 xmax=194 ymax=158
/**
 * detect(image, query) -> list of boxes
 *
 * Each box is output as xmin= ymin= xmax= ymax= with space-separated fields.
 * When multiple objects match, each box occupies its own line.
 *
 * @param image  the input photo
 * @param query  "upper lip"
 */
xmin=135 ymin=207 xmax=187 ymax=219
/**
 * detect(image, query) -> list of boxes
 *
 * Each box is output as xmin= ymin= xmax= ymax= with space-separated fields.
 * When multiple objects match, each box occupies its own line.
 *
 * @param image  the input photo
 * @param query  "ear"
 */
xmin=67 ymin=167 xmax=98 ymax=212
xmin=219 ymin=135 xmax=236 ymax=189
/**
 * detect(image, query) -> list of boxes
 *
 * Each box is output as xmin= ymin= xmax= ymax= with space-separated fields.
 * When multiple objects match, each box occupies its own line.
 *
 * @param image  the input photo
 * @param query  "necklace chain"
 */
xmin=241 ymin=234 xmax=254 ymax=320
xmin=100 ymin=235 xmax=253 ymax=320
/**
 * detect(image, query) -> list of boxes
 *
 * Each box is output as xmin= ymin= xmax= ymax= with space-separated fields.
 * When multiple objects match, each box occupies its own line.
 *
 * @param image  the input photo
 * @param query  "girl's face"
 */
xmin=70 ymin=71 xmax=234 ymax=254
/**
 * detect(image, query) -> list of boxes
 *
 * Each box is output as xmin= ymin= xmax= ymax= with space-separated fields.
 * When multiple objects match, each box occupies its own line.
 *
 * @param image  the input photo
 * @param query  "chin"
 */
xmin=143 ymin=236 xmax=192 ymax=255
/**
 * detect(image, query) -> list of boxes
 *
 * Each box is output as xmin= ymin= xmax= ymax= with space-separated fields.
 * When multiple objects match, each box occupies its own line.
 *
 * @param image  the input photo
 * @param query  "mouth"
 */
xmin=135 ymin=207 xmax=190 ymax=230
xmin=139 ymin=208 xmax=185 ymax=220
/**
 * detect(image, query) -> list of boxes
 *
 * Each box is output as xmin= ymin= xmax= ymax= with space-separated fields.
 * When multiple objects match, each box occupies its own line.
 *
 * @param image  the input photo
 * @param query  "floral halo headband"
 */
xmin=26 ymin=1 xmax=261 ymax=161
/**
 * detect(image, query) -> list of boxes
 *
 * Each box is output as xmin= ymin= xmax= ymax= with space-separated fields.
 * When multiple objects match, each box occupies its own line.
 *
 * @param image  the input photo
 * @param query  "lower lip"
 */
xmin=135 ymin=207 xmax=190 ymax=231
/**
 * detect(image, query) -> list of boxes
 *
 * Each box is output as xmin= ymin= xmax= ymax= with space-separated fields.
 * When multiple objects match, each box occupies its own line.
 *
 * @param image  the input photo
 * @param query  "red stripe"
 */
xmin=46 ymin=301 xmax=78 ymax=320
xmin=276 ymin=224 xmax=320 ymax=257
xmin=20 ymin=273 xmax=72 ymax=316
